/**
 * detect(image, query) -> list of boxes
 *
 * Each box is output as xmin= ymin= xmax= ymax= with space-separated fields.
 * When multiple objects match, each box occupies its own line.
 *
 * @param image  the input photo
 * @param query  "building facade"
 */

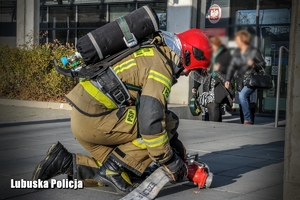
xmin=0 ymin=0 xmax=292 ymax=112
xmin=39 ymin=0 xmax=168 ymax=45
xmin=0 ymin=0 xmax=17 ymax=47
xmin=204 ymin=0 xmax=291 ymax=113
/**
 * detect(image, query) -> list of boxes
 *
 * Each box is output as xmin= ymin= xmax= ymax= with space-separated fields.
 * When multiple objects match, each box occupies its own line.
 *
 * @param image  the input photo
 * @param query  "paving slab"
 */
xmin=248 ymin=160 xmax=284 ymax=171
xmin=157 ymin=186 xmax=241 ymax=200
xmin=229 ymin=194 xmax=279 ymax=200
xmin=217 ymin=166 xmax=283 ymax=184
xmin=247 ymin=183 xmax=283 ymax=199
xmin=0 ymin=105 xmax=285 ymax=200
xmin=210 ymin=174 xmax=281 ymax=195
xmin=0 ymin=173 xmax=40 ymax=199
xmin=0 ymin=155 xmax=47 ymax=176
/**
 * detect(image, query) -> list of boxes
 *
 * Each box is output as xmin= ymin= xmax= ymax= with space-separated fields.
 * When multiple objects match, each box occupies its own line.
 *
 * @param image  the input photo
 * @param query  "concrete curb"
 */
xmin=0 ymin=98 xmax=198 ymax=119
xmin=0 ymin=98 xmax=72 ymax=110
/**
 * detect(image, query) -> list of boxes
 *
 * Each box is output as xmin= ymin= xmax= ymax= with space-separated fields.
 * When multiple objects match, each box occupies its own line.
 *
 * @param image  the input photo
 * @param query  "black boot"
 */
xmin=94 ymin=156 xmax=133 ymax=195
xmin=32 ymin=141 xmax=73 ymax=181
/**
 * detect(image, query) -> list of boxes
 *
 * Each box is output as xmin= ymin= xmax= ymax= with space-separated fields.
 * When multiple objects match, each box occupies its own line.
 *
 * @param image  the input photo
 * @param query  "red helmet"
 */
xmin=176 ymin=29 xmax=212 ymax=71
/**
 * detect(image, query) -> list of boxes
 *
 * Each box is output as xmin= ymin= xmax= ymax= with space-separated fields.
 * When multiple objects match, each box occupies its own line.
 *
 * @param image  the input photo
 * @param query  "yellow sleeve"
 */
xmin=138 ymin=64 xmax=174 ymax=163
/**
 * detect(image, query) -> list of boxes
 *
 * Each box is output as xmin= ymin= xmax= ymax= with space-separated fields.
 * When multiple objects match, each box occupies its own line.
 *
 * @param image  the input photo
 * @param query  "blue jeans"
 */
xmin=238 ymin=86 xmax=256 ymax=123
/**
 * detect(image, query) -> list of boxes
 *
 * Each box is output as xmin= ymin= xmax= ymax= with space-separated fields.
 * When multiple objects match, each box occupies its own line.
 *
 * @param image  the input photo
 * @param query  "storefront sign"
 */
xmin=204 ymin=28 xmax=226 ymax=37
xmin=236 ymin=9 xmax=290 ymax=25
xmin=271 ymin=44 xmax=276 ymax=49
xmin=265 ymin=56 xmax=272 ymax=66
xmin=208 ymin=4 xmax=222 ymax=24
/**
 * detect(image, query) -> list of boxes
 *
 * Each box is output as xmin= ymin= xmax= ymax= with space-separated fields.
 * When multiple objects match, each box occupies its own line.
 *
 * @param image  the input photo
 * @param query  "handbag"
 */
xmin=246 ymin=67 xmax=273 ymax=89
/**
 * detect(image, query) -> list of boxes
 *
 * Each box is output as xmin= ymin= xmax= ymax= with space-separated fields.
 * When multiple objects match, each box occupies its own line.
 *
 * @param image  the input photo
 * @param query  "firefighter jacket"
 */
xmin=66 ymin=45 xmax=177 ymax=164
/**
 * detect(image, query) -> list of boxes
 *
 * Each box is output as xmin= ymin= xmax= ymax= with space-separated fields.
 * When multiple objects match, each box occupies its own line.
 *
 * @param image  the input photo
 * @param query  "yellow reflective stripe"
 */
xmin=132 ymin=138 xmax=147 ymax=149
xmin=80 ymin=81 xmax=118 ymax=109
xmin=114 ymin=59 xmax=136 ymax=74
xmin=97 ymin=182 xmax=103 ymax=187
xmin=148 ymin=70 xmax=172 ymax=90
xmin=93 ymin=158 xmax=102 ymax=168
xmin=143 ymin=132 xmax=168 ymax=148
xmin=134 ymin=48 xmax=154 ymax=57
xmin=121 ymin=172 xmax=132 ymax=185
xmin=106 ymin=169 xmax=119 ymax=175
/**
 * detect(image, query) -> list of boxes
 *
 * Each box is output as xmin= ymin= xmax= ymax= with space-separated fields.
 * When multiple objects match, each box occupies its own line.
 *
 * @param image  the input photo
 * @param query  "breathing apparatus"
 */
xmin=53 ymin=45 xmax=142 ymax=108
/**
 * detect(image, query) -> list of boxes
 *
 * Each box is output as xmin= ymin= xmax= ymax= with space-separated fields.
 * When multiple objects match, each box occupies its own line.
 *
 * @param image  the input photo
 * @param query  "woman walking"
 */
xmin=225 ymin=30 xmax=265 ymax=125
xmin=193 ymin=36 xmax=233 ymax=122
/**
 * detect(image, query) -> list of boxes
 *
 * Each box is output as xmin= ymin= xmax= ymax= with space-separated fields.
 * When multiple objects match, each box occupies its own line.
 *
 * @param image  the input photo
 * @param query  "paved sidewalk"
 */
xmin=0 ymin=105 xmax=285 ymax=200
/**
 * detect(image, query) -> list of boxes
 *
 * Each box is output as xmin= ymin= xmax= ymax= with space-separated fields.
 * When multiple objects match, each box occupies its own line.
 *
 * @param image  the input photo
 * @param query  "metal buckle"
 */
xmin=123 ymin=33 xmax=138 ymax=48
xmin=113 ymin=90 xmax=126 ymax=104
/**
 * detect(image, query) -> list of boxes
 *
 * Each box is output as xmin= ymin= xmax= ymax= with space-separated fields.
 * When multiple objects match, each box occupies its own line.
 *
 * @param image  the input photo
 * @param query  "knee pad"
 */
xmin=170 ymin=135 xmax=186 ymax=161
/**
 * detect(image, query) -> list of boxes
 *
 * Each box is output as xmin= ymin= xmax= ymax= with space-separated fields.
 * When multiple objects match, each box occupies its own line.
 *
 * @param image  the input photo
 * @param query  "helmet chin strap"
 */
xmin=168 ymin=50 xmax=184 ymax=84
xmin=174 ymin=63 xmax=184 ymax=79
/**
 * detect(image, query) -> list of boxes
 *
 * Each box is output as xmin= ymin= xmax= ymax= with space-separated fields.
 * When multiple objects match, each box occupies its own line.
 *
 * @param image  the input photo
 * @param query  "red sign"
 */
xmin=204 ymin=28 xmax=226 ymax=37
xmin=208 ymin=4 xmax=222 ymax=24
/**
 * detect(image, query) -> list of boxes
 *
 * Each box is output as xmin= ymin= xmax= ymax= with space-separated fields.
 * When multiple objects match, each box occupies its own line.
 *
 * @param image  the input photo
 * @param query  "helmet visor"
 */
xmin=190 ymin=68 xmax=208 ymax=84
xmin=160 ymin=31 xmax=182 ymax=58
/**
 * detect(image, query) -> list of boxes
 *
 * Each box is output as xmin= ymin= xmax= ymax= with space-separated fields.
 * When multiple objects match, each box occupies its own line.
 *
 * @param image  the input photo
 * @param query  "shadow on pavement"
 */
xmin=205 ymin=141 xmax=284 ymax=188
xmin=157 ymin=184 xmax=197 ymax=198
xmin=157 ymin=141 xmax=284 ymax=198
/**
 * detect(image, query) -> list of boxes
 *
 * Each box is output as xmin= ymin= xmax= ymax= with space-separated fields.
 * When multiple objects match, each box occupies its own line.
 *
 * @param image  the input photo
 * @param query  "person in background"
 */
xmin=225 ymin=30 xmax=265 ymax=125
xmin=192 ymin=36 xmax=233 ymax=122
xmin=234 ymin=89 xmax=257 ymax=124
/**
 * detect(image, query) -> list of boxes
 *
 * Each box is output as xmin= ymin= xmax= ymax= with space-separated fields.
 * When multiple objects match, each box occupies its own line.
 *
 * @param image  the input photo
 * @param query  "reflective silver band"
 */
xmin=87 ymin=32 xmax=103 ymax=60
xmin=143 ymin=5 xmax=159 ymax=31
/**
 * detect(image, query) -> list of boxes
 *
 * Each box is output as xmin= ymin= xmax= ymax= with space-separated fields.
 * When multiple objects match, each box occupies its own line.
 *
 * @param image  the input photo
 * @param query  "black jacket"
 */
xmin=194 ymin=46 xmax=233 ymax=104
xmin=213 ymin=46 xmax=232 ymax=75
xmin=225 ymin=46 xmax=265 ymax=92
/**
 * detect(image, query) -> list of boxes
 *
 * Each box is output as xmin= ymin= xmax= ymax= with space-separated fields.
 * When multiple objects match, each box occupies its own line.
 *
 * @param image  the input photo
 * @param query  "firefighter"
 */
xmin=32 ymin=29 xmax=212 ymax=194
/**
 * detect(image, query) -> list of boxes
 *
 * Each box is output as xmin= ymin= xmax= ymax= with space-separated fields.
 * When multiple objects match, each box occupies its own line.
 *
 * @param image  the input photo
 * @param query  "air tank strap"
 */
xmin=124 ymin=83 xmax=142 ymax=112
xmin=116 ymin=17 xmax=138 ymax=48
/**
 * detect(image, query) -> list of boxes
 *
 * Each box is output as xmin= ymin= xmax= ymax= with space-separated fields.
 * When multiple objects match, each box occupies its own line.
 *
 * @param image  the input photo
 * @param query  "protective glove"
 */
xmin=163 ymin=153 xmax=187 ymax=182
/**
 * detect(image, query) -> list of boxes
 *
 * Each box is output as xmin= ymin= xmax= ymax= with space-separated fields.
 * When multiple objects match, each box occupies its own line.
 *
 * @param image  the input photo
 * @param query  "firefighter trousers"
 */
xmin=70 ymin=106 xmax=181 ymax=186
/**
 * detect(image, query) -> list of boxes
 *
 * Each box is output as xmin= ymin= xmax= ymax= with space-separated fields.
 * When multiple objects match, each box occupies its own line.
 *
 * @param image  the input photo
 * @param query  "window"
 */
xmin=40 ymin=1 xmax=168 ymax=45
xmin=138 ymin=3 xmax=167 ymax=30
xmin=109 ymin=4 xmax=136 ymax=22
xmin=49 ymin=6 xmax=76 ymax=29
xmin=224 ymin=0 xmax=292 ymax=112
xmin=0 ymin=0 xmax=16 ymax=37
xmin=79 ymin=5 xmax=107 ymax=28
